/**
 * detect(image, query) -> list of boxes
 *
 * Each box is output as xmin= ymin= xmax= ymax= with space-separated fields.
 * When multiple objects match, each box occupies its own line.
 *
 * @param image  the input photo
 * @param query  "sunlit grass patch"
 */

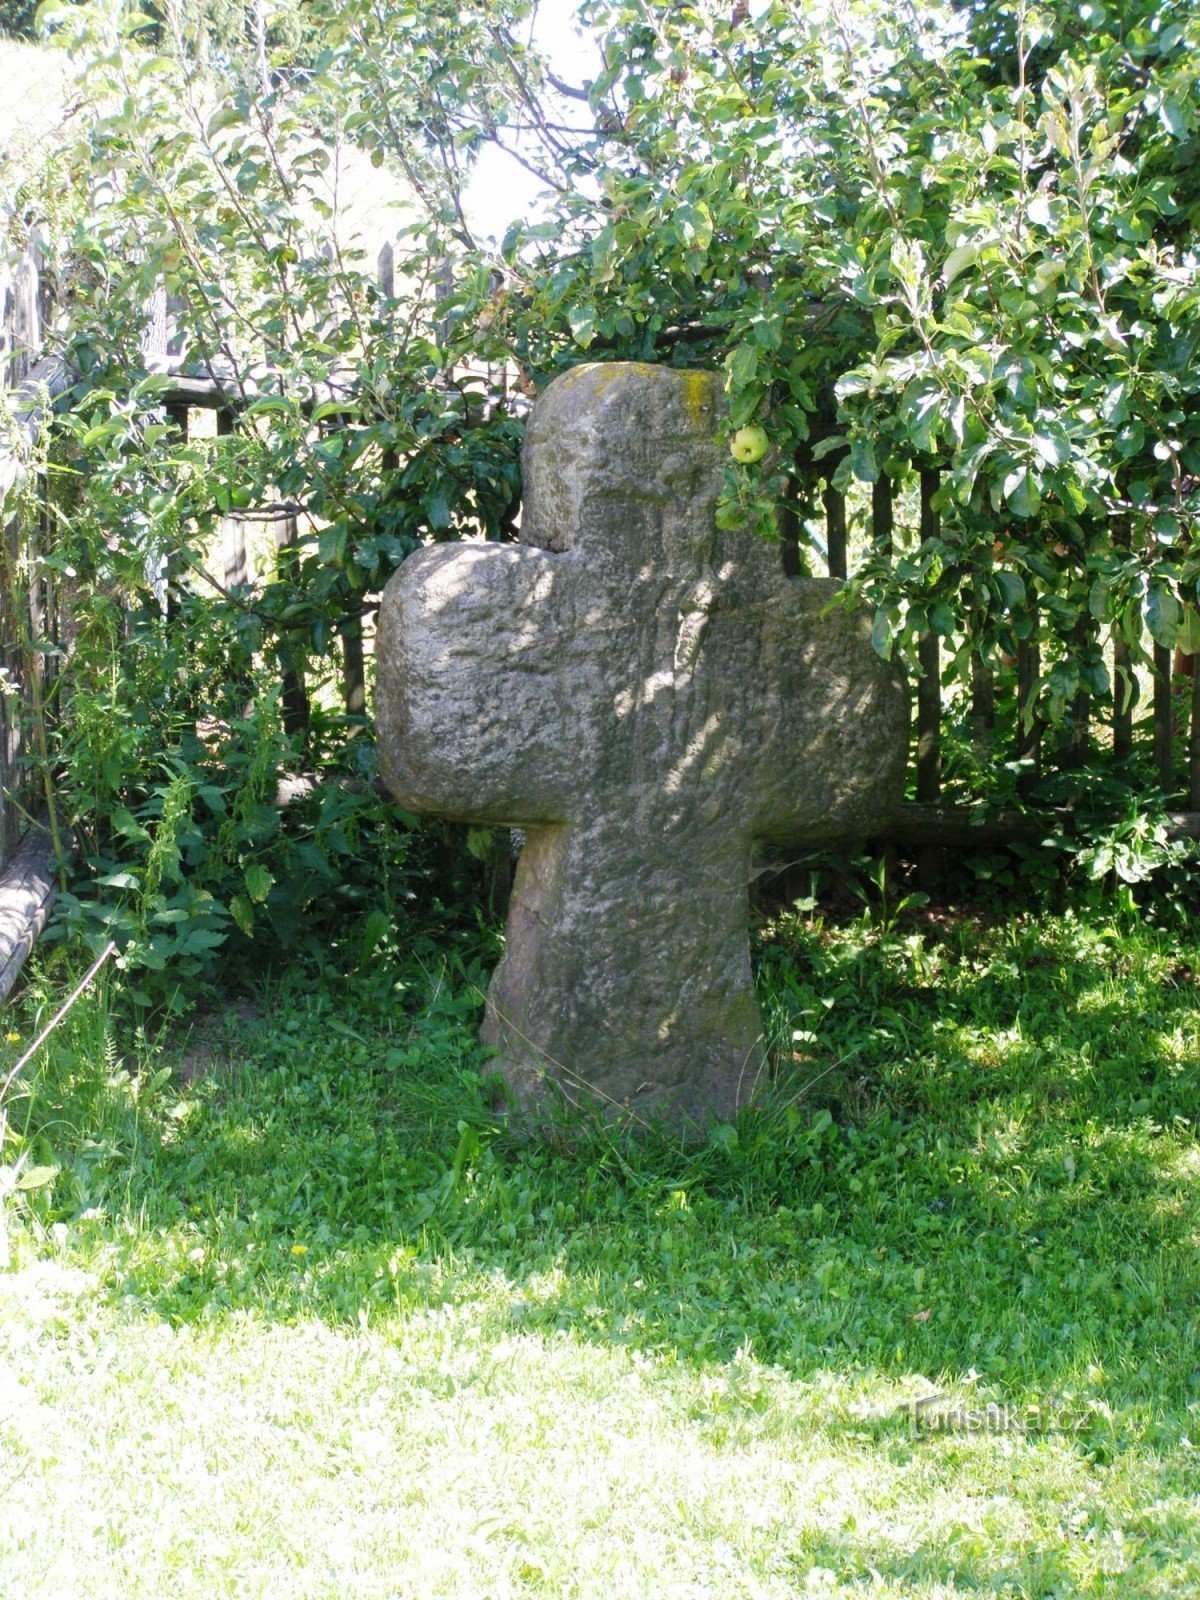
xmin=1 ymin=907 xmax=1198 ymax=1595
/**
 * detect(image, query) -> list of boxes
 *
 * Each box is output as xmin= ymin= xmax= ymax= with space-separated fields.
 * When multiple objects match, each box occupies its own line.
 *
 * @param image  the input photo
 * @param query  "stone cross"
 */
xmin=377 ymin=363 xmax=907 ymax=1129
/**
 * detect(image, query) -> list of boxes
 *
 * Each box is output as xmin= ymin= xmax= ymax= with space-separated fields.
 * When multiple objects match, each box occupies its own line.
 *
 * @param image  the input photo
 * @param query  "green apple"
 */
xmin=730 ymin=424 xmax=769 ymax=464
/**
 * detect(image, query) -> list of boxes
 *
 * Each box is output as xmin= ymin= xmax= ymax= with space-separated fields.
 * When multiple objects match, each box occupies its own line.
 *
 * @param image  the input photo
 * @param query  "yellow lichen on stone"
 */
xmin=546 ymin=361 xmax=721 ymax=441
xmin=680 ymin=369 xmax=720 ymax=433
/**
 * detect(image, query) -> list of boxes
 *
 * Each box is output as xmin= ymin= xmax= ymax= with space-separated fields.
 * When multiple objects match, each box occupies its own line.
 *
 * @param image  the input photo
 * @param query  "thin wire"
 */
xmin=0 ymin=941 xmax=116 ymax=1105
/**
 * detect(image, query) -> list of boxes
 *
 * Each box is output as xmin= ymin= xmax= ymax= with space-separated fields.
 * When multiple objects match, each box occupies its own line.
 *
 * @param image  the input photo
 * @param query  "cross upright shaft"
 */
xmin=377 ymin=362 xmax=907 ymax=1129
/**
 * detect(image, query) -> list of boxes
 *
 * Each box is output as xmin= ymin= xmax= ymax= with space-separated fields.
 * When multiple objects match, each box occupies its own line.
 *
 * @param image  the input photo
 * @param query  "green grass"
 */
xmin=1 ymin=904 xmax=1199 ymax=1597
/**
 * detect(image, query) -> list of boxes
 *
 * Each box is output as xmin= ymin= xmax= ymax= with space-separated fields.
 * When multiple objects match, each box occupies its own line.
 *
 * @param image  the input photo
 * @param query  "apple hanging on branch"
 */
xmin=730 ymin=424 xmax=769 ymax=464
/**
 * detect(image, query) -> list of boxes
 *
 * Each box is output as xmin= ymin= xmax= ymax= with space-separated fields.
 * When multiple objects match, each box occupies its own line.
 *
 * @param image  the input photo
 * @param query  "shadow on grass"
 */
xmin=21 ymin=913 xmax=1185 ymax=1433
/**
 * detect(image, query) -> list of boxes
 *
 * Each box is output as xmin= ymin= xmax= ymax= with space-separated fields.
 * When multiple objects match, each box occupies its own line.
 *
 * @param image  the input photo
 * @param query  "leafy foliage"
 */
xmin=3 ymin=0 xmax=1200 ymax=999
xmin=0 ymin=0 xmax=39 ymax=37
xmin=2 ymin=0 xmax=535 ymax=998
xmin=471 ymin=0 xmax=1200 ymax=708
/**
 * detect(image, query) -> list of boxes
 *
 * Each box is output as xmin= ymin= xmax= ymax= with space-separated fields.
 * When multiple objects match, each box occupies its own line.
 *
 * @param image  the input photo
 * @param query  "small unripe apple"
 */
xmin=730 ymin=424 xmax=769 ymax=464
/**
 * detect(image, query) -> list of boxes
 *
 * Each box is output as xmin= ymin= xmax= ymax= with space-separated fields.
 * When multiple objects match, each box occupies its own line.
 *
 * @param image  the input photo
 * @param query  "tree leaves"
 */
xmin=1146 ymin=582 xmax=1182 ymax=649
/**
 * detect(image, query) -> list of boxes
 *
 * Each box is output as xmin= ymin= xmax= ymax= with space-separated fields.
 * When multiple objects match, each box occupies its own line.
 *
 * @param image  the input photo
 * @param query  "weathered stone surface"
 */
xmin=377 ymin=361 xmax=907 ymax=1129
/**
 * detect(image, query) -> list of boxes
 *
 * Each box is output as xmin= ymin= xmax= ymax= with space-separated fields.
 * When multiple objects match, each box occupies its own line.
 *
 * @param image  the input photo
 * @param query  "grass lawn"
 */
xmin=1 ymin=904 xmax=1198 ymax=1597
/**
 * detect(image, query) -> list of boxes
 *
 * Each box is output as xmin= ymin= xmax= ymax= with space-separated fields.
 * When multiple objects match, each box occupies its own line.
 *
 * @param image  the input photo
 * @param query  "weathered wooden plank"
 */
xmin=1154 ymin=641 xmax=1173 ymax=793
xmin=971 ymin=649 xmax=995 ymax=745
xmin=871 ymin=475 xmax=893 ymax=558
xmin=154 ymin=373 xmax=240 ymax=409
xmin=916 ymin=469 xmax=941 ymax=803
xmin=1112 ymin=517 xmax=1133 ymax=761
xmin=1 ymin=248 xmax=55 ymax=875
xmin=1112 ymin=636 xmax=1134 ymax=762
xmin=880 ymin=802 xmax=1200 ymax=850
xmin=881 ymin=803 xmax=1057 ymax=850
xmin=273 ymin=511 xmax=310 ymax=739
xmin=1068 ymin=612 xmax=1090 ymax=767
xmin=141 ymin=284 xmax=170 ymax=361
xmin=780 ymin=465 xmax=802 ymax=579
xmin=824 ymin=479 xmax=847 ymax=580
xmin=342 ymin=619 xmax=366 ymax=718
xmin=0 ymin=658 xmax=19 ymax=865
xmin=1016 ymin=595 xmax=1041 ymax=796
xmin=0 ymin=824 xmax=55 ymax=1006
xmin=1190 ymin=664 xmax=1200 ymax=812
xmin=377 ymin=242 xmax=395 ymax=299
xmin=0 ymin=510 xmax=20 ymax=865
xmin=222 ymin=515 xmax=248 ymax=588
xmin=5 ymin=238 xmax=43 ymax=388
xmin=916 ymin=634 xmax=941 ymax=802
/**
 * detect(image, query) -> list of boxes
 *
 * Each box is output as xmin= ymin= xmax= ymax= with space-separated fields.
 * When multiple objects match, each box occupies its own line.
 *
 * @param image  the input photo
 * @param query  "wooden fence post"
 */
xmin=870 ymin=473 xmax=900 ymax=889
xmin=1068 ymin=612 xmax=1090 ymax=768
xmin=342 ymin=617 xmax=366 ymax=719
xmin=5 ymin=233 xmax=43 ymax=387
xmin=971 ymin=538 xmax=995 ymax=750
xmin=1112 ymin=517 xmax=1133 ymax=763
xmin=1016 ymin=597 xmax=1042 ymax=797
xmin=0 ymin=523 xmax=21 ymax=867
xmin=871 ymin=475 xmax=893 ymax=559
xmin=1 ymin=237 xmax=47 ymax=872
xmin=915 ymin=469 xmax=943 ymax=888
xmin=916 ymin=635 xmax=941 ymax=801
xmin=331 ymin=244 xmax=396 ymax=720
xmin=779 ymin=439 xmax=810 ymax=578
xmin=824 ymin=476 xmax=847 ymax=581
xmin=377 ymin=241 xmax=395 ymax=300
xmin=1154 ymin=642 xmax=1174 ymax=795
xmin=916 ymin=468 xmax=941 ymax=804
xmin=972 ymin=649 xmax=996 ymax=747
xmin=274 ymin=511 xmax=310 ymax=741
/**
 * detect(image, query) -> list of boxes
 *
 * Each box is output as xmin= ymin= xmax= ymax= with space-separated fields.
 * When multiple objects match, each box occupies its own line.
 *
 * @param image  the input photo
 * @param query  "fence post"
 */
xmin=971 ymin=536 xmax=995 ymax=749
xmin=274 ymin=511 xmax=310 ymax=741
xmin=913 ymin=469 xmax=943 ymax=888
xmin=0 ymin=525 xmax=20 ymax=866
xmin=781 ymin=435 xmax=816 ymax=578
xmin=1112 ymin=516 xmax=1133 ymax=763
xmin=916 ymin=644 xmax=941 ymax=799
xmin=6 ymin=234 xmax=43 ymax=387
xmin=971 ymin=649 xmax=995 ymax=747
xmin=342 ymin=615 xmax=366 ymax=719
xmin=1 ymin=238 xmax=47 ymax=870
xmin=871 ymin=475 xmax=893 ymax=559
xmin=1068 ymin=611 xmax=1090 ymax=768
xmin=1154 ymin=642 xmax=1174 ymax=795
xmin=332 ymin=245 xmax=396 ymax=719
xmin=377 ymin=241 xmax=395 ymax=300
xmin=916 ymin=468 xmax=941 ymax=804
xmin=1016 ymin=596 xmax=1042 ymax=797
xmin=824 ymin=476 xmax=847 ymax=580
xmin=870 ymin=473 xmax=901 ymax=888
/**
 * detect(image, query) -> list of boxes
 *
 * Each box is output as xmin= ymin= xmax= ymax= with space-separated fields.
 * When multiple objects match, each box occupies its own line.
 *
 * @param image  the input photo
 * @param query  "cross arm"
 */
xmin=376 ymin=543 xmax=575 ymax=827
xmin=747 ymin=581 xmax=908 ymax=847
